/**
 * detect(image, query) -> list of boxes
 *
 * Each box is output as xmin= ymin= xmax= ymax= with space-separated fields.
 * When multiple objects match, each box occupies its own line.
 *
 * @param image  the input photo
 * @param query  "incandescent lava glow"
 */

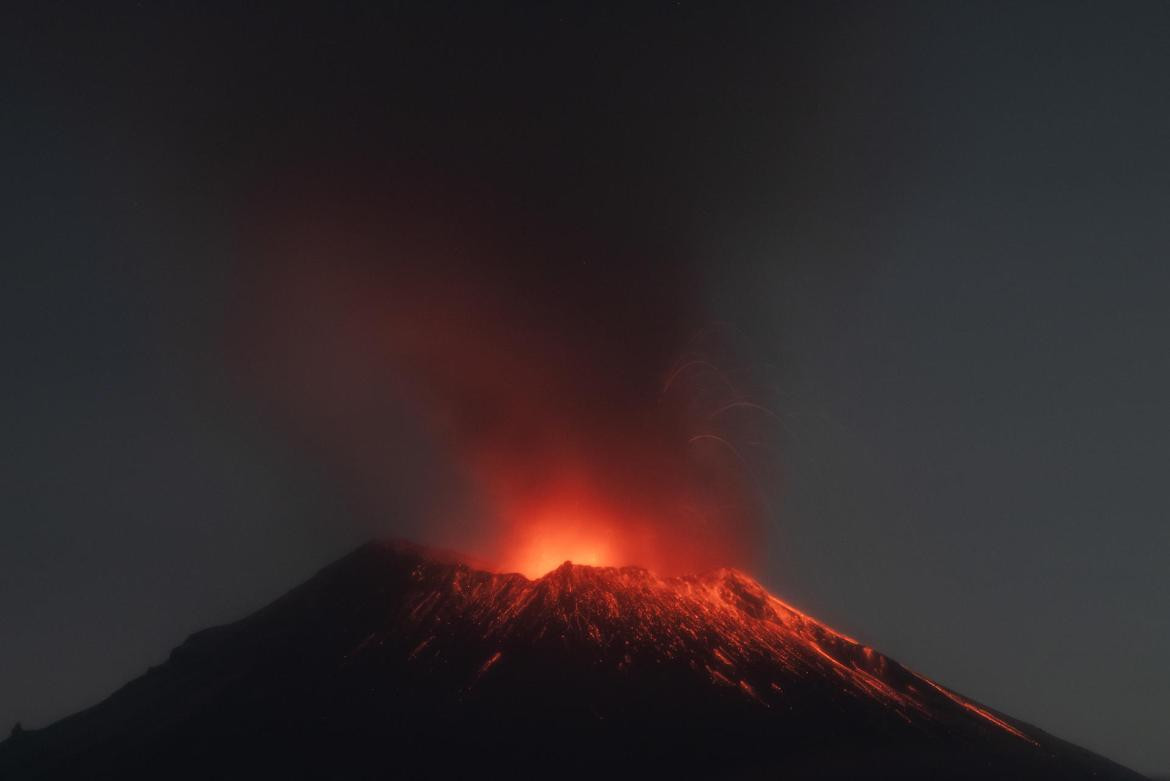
xmin=498 ymin=509 xmax=620 ymax=577
xmin=510 ymin=534 xmax=612 ymax=578
xmin=479 ymin=470 xmax=710 ymax=577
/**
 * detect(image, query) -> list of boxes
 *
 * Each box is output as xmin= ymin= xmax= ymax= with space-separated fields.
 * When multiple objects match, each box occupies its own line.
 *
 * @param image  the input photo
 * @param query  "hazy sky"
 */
xmin=3 ymin=3 xmax=1168 ymax=775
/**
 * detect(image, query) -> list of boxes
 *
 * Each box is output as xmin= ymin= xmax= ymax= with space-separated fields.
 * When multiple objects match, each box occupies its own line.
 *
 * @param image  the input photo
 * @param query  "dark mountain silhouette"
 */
xmin=0 ymin=540 xmax=1146 ymax=780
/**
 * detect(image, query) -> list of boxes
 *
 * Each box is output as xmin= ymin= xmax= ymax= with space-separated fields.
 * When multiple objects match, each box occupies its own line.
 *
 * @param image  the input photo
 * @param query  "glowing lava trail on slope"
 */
xmin=4 ymin=540 xmax=1141 ymax=780
xmin=378 ymin=541 xmax=1036 ymax=746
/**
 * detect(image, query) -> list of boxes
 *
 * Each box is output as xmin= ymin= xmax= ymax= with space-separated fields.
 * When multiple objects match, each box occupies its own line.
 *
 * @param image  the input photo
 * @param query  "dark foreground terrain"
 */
xmin=0 ymin=541 xmax=1145 ymax=779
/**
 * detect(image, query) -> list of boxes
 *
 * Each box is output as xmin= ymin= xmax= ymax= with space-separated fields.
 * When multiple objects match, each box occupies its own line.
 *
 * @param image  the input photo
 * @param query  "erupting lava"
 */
xmin=503 ymin=519 xmax=617 ymax=577
xmin=488 ymin=482 xmax=673 ymax=577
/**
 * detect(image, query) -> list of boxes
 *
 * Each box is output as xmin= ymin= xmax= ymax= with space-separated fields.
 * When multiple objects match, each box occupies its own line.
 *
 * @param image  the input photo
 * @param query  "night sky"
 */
xmin=4 ymin=2 xmax=1169 ymax=775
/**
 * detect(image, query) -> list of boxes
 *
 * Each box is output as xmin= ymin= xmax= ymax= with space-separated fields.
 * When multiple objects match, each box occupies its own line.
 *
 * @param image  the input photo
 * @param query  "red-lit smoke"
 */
xmin=231 ymin=171 xmax=775 ymax=576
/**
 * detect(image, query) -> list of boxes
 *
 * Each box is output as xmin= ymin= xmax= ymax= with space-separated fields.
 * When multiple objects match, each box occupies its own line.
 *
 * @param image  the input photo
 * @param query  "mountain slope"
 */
xmin=0 ymin=541 xmax=1145 ymax=780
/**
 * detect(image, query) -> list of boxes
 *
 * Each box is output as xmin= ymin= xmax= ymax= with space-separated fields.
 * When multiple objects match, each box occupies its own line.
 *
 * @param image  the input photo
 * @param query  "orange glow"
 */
xmin=474 ymin=460 xmax=739 ymax=577
xmin=506 ymin=528 xmax=614 ymax=577
xmin=921 ymin=679 xmax=1038 ymax=745
xmin=490 ymin=483 xmax=633 ymax=576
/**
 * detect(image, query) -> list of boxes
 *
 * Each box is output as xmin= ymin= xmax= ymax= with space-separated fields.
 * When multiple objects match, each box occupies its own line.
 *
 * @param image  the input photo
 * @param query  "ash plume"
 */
xmin=230 ymin=167 xmax=780 ymax=574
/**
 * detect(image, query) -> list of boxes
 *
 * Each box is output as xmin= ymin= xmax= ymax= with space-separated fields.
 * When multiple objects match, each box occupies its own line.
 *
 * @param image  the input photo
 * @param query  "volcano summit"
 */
xmin=0 ymin=541 xmax=1144 ymax=780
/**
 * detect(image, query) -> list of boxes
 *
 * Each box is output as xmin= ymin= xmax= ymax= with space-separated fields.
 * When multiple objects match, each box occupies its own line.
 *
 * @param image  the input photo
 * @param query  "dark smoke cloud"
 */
xmin=230 ymin=164 xmax=778 ymax=574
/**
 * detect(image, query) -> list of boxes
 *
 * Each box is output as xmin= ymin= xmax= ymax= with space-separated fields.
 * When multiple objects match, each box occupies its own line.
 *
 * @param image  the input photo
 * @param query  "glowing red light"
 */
xmin=500 ymin=513 xmax=619 ymax=577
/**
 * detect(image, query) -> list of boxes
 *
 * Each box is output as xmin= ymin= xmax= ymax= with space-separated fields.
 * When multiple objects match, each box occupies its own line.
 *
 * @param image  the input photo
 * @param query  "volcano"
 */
xmin=0 ymin=541 xmax=1144 ymax=780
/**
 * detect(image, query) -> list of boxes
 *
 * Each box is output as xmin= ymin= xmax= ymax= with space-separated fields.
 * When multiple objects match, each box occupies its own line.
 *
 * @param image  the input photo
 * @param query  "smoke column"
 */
xmin=231 ymin=167 xmax=778 ymax=576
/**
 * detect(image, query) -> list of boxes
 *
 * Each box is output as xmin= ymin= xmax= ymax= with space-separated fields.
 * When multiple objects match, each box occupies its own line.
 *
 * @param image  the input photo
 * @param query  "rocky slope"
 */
xmin=0 ymin=540 xmax=1146 ymax=779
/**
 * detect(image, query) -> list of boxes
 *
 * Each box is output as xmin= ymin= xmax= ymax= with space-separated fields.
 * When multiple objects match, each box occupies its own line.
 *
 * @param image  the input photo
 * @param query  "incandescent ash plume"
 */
xmin=231 ymin=169 xmax=781 ymax=576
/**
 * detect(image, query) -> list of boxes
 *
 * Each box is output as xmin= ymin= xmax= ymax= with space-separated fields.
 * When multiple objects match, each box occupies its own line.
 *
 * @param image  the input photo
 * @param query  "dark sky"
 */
xmin=3 ymin=2 xmax=1168 ymax=775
